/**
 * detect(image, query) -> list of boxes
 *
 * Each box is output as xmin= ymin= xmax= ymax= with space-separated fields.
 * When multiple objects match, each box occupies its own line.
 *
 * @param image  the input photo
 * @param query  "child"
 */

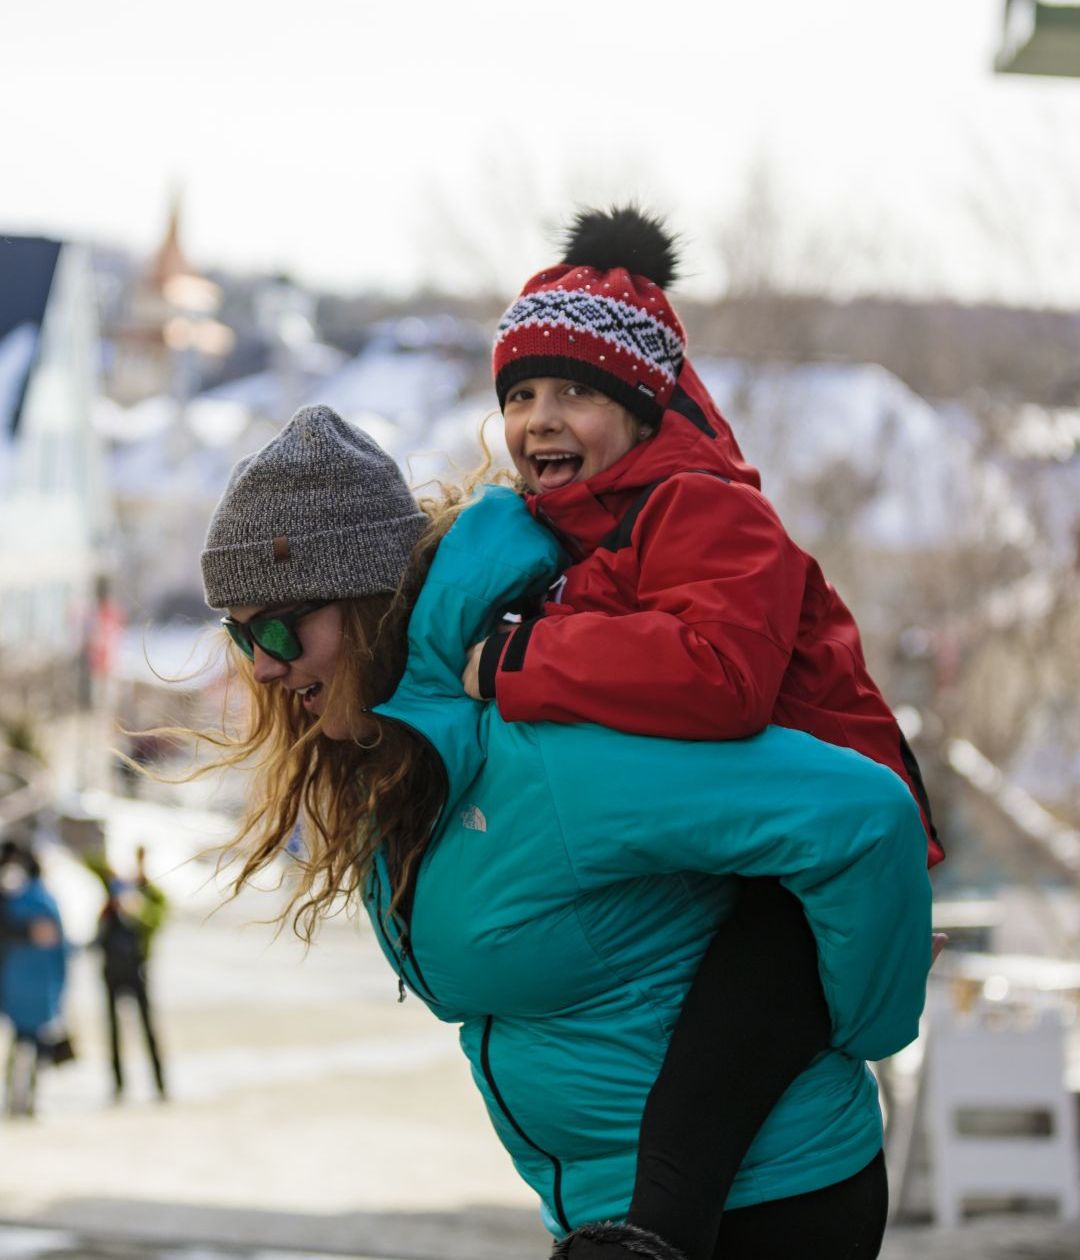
xmin=463 ymin=206 xmax=942 ymax=1260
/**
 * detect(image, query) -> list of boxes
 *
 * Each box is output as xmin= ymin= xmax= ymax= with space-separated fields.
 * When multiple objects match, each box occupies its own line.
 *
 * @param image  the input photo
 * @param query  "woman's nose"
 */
xmin=252 ymin=646 xmax=289 ymax=684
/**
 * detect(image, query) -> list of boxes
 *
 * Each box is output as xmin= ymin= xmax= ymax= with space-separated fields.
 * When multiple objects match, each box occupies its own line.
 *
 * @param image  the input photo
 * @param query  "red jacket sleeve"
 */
xmin=489 ymin=475 xmax=808 ymax=739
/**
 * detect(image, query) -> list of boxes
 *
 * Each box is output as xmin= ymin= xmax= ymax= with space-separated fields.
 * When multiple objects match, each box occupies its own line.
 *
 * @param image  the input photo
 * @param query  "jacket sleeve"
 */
xmin=536 ymin=720 xmax=932 ymax=1061
xmin=488 ymin=476 xmax=807 ymax=738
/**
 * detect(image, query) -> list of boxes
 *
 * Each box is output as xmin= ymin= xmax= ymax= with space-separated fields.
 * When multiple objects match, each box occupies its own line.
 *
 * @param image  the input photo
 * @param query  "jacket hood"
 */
xmin=525 ymin=358 xmax=761 ymax=555
xmin=374 ymin=486 xmax=566 ymax=807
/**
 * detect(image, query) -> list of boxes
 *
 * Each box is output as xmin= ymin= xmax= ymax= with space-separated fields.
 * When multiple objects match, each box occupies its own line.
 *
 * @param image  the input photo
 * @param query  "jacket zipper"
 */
xmin=370 ymin=866 xmax=438 ymax=1004
xmin=364 ymin=713 xmax=449 ymax=1005
xmin=480 ymin=1015 xmax=570 ymax=1234
xmin=398 ymin=925 xmax=437 ymax=1003
xmin=369 ymin=873 xmax=408 ymax=1001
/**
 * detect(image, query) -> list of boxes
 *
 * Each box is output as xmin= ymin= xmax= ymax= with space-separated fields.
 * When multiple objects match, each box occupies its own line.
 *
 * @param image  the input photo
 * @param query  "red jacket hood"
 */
xmin=525 ymin=360 xmax=761 ymax=555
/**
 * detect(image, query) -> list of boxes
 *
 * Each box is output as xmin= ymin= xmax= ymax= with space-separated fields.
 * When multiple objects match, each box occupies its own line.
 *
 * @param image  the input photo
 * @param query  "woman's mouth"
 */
xmin=530 ymin=452 xmax=583 ymax=492
xmin=297 ymin=682 xmax=323 ymax=709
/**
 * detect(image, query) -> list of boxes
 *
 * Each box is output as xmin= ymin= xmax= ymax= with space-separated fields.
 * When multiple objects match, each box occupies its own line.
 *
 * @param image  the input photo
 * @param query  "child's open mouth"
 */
xmin=531 ymin=452 xmax=583 ymax=492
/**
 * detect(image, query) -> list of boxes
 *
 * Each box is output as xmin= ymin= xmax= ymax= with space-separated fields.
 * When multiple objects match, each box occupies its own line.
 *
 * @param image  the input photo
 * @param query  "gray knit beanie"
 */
xmin=201 ymin=404 xmax=429 ymax=609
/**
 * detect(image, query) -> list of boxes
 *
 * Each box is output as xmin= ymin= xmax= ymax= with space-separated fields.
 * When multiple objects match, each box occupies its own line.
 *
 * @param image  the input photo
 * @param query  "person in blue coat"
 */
xmin=0 ymin=842 xmax=67 ymax=1117
xmin=199 ymin=406 xmax=932 ymax=1259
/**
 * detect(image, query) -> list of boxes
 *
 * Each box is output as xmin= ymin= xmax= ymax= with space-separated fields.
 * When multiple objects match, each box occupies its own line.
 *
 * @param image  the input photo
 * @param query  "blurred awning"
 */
xmin=996 ymin=0 xmax=1080 ymax=76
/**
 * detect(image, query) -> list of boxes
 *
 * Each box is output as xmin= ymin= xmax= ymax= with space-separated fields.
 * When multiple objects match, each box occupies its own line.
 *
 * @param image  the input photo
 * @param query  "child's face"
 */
xmin=503 ymin=377 xmax=646 ymax=494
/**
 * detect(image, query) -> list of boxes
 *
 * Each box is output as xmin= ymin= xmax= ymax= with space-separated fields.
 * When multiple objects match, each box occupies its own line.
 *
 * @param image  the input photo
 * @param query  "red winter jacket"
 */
xmin=479 ymin=360 xmax=943 ymax=866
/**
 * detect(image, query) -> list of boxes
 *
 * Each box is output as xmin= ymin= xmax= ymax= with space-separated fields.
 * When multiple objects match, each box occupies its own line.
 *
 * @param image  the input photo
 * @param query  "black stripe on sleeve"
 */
xmin=477 ymin=633 xmax=507 ymax=700
xmin=500 ymin=618 xmax=540 ymax=674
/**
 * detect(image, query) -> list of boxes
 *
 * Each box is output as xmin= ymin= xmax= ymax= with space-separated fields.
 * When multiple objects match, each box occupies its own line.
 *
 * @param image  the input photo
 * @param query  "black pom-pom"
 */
xmin=560 ymin=205 xmax=680 ymax=288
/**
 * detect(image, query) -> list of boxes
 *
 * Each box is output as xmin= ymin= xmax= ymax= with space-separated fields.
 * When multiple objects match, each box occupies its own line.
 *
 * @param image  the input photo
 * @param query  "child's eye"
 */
xmin=506 ymin=387 xmax=532 ymax=404
xmin=565 ymin=382 xmax=594 ymax=398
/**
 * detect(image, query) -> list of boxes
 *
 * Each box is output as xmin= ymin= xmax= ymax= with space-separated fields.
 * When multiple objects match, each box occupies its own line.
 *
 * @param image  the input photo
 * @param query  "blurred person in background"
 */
xmin=88 ymin=844 xmax=168 ymax=1101
xmin=192 ymin=403 xmax=931 ymax=1260
xmin=0 ymin=840 xmax=67 ymax=1118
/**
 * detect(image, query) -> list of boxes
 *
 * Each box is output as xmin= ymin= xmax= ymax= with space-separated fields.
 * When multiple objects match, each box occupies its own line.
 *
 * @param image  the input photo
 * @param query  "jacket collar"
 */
xmin=374 ymin=485 xmax=566 ymax=809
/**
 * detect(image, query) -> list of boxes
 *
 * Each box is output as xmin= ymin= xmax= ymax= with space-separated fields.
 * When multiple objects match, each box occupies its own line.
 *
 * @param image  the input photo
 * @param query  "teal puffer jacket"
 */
xmin=368 ymin=487 xmax=931 ymax=1236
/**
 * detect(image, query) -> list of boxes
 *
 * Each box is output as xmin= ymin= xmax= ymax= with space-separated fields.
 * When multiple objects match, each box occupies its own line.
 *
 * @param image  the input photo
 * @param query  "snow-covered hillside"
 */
xmin=695 ymin=359 xmax=1032 ymax=554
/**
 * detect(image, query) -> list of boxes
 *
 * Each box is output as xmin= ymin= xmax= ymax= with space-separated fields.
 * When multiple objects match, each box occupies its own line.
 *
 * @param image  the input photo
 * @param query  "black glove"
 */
xmin=550 ymin=1221 xmax=689 ymax=1260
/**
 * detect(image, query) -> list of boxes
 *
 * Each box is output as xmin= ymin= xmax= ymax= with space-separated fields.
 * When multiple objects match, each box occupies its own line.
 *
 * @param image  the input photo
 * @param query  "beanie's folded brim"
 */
xmin=201 ymin=514 xmax=427 ymax=610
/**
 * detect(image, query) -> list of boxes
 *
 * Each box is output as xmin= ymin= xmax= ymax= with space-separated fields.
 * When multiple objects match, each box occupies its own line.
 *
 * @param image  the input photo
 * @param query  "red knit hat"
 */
xmin=492 ymin=206 xmax=686 ymax=429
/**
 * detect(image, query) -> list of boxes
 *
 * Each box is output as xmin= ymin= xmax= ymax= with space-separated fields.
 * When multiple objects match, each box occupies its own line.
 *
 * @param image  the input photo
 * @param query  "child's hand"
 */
xmin=462 ymin=641 xmax=487 ymax=700
xmin=931 ymin=932 xmax=948 ymax=967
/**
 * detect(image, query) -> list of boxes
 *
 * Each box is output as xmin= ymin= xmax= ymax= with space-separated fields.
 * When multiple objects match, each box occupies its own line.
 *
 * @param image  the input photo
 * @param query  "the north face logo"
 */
xmin=460 ymin=805 xmax=487 ymax=832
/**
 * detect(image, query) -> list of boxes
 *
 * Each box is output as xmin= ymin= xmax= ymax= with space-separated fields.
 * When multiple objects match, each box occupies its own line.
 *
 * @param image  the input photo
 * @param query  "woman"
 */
xmin=199 ymin=404 xmax=931 ymax=1258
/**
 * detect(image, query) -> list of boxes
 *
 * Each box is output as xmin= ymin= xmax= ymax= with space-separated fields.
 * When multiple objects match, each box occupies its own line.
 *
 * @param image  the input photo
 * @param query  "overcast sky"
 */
xmin=3 ymin=0 xmax=1080 ymax=305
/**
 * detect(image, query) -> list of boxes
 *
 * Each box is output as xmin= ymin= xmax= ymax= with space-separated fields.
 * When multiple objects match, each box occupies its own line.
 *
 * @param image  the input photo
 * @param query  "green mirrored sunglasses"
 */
xmin=221 ymin=600 xmax=331 ymax=663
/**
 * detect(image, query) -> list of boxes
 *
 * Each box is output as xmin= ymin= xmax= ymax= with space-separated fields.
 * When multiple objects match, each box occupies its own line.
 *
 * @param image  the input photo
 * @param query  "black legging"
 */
xmin=712 ymin=1149 xmax=887 ymax=1259
xmin=629 ymin=878 xmax=849 ymax=1259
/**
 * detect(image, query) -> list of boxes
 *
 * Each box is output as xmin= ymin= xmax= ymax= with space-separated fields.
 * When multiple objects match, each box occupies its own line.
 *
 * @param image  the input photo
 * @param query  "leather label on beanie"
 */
xmin=272 ymin=535 xmax=291 ymax=563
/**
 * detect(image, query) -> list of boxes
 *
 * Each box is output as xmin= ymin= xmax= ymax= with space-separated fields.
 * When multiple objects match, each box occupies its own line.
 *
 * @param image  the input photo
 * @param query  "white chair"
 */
xmin=924 ymin=996 xmax=1080 ymax=1227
